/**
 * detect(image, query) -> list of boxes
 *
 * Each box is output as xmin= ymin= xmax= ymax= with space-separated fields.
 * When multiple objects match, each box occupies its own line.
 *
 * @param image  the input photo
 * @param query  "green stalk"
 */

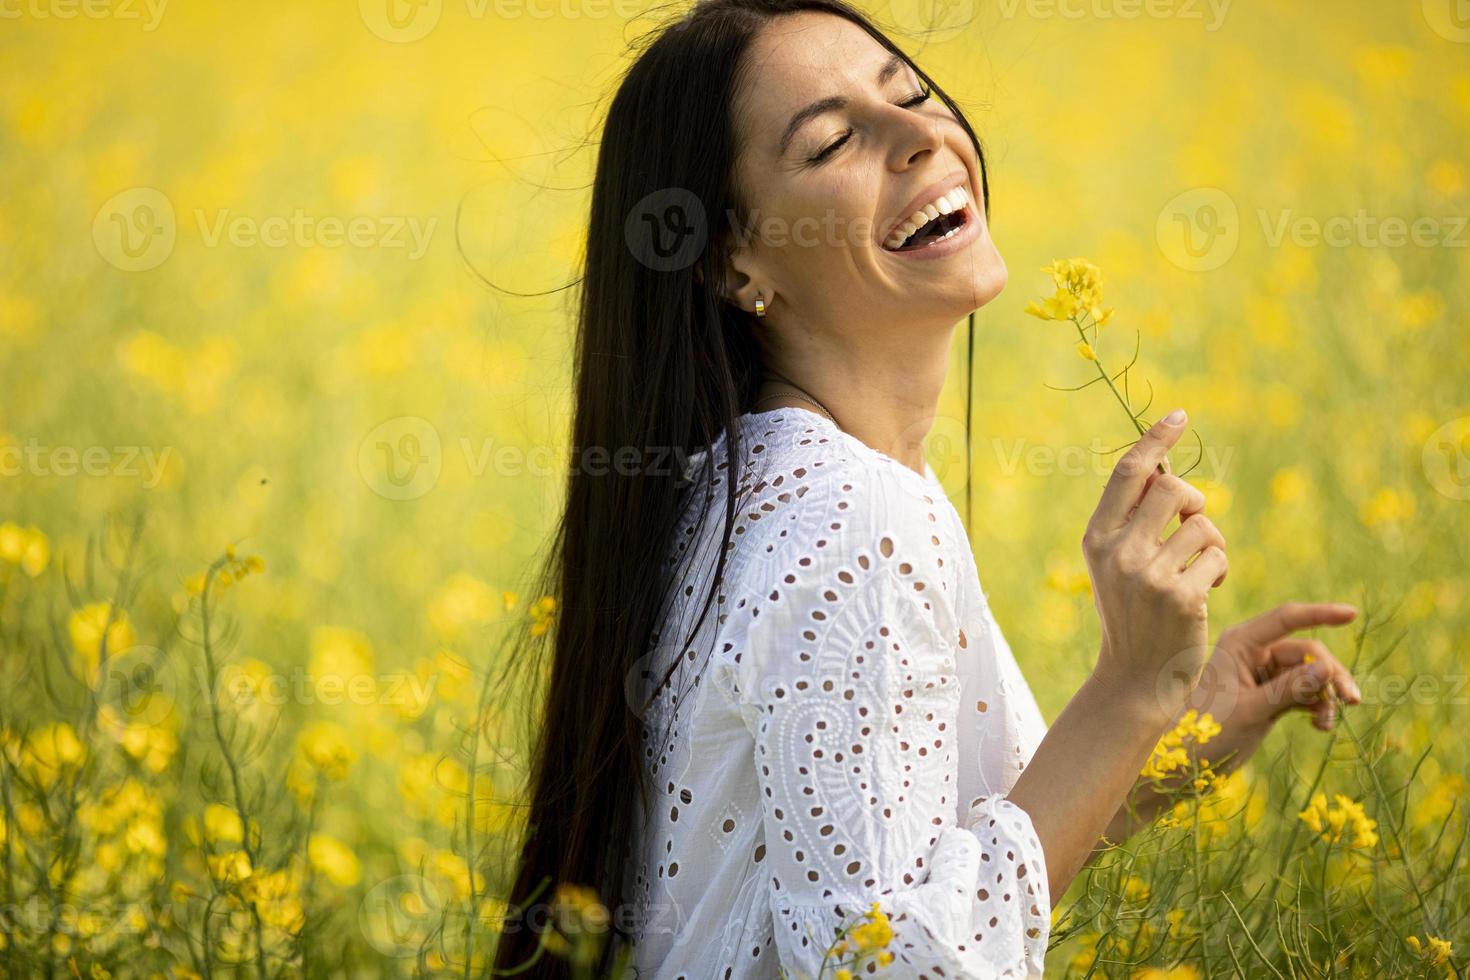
xmin=1071 ymin=316 xmax=1148 ymax=440
xmin=199 ymin=555 xmax=271 ymax=979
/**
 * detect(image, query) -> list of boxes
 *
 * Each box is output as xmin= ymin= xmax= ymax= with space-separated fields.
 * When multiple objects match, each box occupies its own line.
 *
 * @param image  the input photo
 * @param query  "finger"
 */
xmin=1129 ymin=474 xmax=1208 ymax=544
xmin=1159 ymin=513 xmax=1226 ymax=570
xmin=1266 ymin=638 xmax=1363 ymax=704
xmin=1180 ymin=544 xmax=1228 ymax=591
xmin=1092 ymin=410 xmax=1189 ymax=531
xmin=1259 ymin=658 xmax=1338 ymax=724
xmin=1134 ymin=467 xmax=1206 ymax=523
xmin=1300 ymin=688 xmax=1338 ymax=732
xmin=1227 ymin=601 xmax=1359 ymax=648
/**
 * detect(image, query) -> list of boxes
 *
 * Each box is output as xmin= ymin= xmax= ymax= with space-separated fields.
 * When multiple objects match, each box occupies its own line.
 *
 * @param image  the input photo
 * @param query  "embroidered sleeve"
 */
xmin=725 ymin=467 xmax=1051 ymax=979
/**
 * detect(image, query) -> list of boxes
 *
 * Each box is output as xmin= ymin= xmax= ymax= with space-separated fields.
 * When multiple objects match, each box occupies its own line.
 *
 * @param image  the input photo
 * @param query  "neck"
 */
xmin=754 ymin=328 xmax=955 ymax=478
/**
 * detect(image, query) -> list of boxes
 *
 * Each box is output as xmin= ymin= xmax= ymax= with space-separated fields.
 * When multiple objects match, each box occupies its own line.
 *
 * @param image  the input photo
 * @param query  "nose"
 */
xmin=883 ymin=102 xmax=944 ymax=172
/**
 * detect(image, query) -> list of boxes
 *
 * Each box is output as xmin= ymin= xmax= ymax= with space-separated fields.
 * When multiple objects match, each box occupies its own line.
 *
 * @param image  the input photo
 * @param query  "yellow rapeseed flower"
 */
xmin=308 ymin=624 xmax=375 ymax=692
xmin=0 ymin=522 xmax=23 ymax=562
xmin=68 ymin=601 xmax=137 ymax=683
xmin=0 ymin=522 xmax=50 ymax=576
xmin=206 ymin=546 xmax=266 ymax=595
xmin=208 ymin=850 xmax=254 ymax=884
xmin=529 ymin=595 xmax=557 ymax=637
xmin=1132 ymin=967 xmax=1201 ymax=979
xmin=307 ymin=834 xmax=362 ymax=887
xmin=428 ymin=572 xmax=501 ymax=636
xmin=243 ymin=865 xmax=306 ymax=931
xmin=1406 ymin=934 xmax=1454 ymax=966
xmin=0 ymin=523 xmax=50 ymax=576
xmin=848 ymin=902 xmax=894 ymax=952
xmin=1360 ymin=487 xmax=1414 ymax=528
xmin=203 ymin=803 xmax=244 ymax=844
xmin=1141 ymin=710 xmax=1219 ymax=780
xmin=1027 ymin=258 xmax=1113 ymax=325
xmin=297 ymin=721 xmax=356 ymax=781
xmin=1297 ymin=793 xmax=1378 ymax=849
xmin=22 ymin=723 xmax=86 ymax=788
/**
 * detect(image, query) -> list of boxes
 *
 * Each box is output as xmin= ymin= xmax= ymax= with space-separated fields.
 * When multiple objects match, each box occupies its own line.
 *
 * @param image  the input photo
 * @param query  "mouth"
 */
xmin=881 ymin=181 xmax=973 ymax=253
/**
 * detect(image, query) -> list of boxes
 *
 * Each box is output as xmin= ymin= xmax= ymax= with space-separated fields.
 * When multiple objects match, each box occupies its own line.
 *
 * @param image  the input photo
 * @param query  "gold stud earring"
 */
xmin=754 ymin=294 xmax=767 ymax=318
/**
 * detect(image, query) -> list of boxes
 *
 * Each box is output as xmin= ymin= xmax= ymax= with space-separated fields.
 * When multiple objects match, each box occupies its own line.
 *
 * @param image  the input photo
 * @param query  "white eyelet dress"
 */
xmin=624 ymin=407 xmax=1052 ymax=980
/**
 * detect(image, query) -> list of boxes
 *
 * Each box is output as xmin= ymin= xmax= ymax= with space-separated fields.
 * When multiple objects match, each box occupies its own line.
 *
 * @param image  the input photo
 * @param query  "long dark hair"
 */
xmin=491 ymin=0 xmax=990 ymax=974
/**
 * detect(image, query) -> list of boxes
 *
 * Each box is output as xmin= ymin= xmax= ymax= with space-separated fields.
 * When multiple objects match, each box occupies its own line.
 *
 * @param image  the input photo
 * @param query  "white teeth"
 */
xmin=883 ymin=184 xmax=970 ymax=250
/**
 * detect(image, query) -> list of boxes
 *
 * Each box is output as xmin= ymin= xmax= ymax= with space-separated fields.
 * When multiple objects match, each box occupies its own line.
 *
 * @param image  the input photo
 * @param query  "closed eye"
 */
xmin=807 ymin=87 xmax=934 ymax=164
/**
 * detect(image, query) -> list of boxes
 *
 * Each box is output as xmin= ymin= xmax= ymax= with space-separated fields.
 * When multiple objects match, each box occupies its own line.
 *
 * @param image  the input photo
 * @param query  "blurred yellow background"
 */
xmin=2 ymin=0 xmax=1468 ymax=974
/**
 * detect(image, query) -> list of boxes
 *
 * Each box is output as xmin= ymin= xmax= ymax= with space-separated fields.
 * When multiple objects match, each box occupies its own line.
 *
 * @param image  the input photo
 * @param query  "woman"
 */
xmin=494 ymin=0 xmax=1365 ymax=975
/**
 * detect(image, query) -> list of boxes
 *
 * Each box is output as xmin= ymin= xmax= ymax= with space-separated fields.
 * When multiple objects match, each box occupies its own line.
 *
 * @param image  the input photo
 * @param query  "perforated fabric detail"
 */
xmin=624 ymin=408 xmax=1051 ymax=980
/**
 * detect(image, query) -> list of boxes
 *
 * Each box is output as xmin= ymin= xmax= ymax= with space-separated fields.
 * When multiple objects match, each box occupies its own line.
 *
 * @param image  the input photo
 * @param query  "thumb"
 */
xmin=1143 ymin=408 xmax=1188 ymax=453
xmin=1260 ymin=659 xmax=1333 ymax=723
xmin=1095 ymin=409 xmax=1189 ymax=527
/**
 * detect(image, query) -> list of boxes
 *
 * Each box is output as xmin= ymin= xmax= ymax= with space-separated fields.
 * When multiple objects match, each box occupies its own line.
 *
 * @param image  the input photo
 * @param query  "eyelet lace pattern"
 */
xmin=625 ymin=408 xmax=1051 ymax=979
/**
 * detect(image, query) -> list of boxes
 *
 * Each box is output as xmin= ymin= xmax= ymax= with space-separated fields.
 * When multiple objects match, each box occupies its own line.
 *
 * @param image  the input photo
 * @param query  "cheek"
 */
xmin=769 ymin=208 xmax=876 ymax=262
xmin=787 ymin=177 xmax=878 ymax=253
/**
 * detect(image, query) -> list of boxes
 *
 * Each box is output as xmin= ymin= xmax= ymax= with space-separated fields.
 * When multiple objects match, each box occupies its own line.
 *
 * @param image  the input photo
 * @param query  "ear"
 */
xmin=720 ymin=240 xmax=771 ymax=316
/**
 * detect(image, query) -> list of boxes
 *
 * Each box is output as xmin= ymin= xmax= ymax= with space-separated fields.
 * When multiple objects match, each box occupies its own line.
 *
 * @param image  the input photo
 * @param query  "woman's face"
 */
xmin=727 ymin=12 xmax=1006 ymax=337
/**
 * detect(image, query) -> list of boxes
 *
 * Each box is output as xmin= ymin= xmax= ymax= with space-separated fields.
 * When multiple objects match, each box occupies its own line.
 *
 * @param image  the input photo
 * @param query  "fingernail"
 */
xmin=1163 ymin=408 xmax=1186 ymax=425
xmin=1348 ymin=680 xmax=1363 ymax=701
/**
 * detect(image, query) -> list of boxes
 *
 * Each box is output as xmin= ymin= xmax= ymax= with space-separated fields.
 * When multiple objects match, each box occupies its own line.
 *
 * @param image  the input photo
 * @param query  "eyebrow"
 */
xmin=777 ymin=53 xmax=908 ymax=158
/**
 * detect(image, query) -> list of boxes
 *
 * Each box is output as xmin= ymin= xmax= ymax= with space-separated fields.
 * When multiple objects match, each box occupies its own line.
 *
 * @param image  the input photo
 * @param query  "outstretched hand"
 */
xmin=1177 ymin=601 xmax=1362 ymax=777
